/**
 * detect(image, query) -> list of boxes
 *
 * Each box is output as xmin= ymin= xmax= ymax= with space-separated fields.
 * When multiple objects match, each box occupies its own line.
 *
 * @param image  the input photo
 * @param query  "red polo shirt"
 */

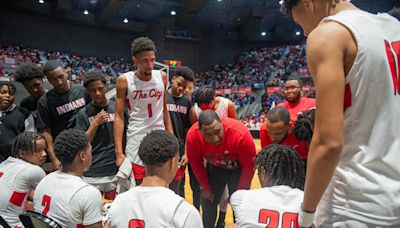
xmin=278 ymin=97 xmax=316 ymax=127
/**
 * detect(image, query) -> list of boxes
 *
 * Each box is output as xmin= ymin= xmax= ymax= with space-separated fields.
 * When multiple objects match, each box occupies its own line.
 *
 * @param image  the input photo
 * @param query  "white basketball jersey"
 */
xmin=318 ymin=10 xmax=400 ymax=225
xmin=123 ymin=70 xmax=166 ymax=164
xmin=0 ymin=157 xmax=45 ymax=227
xmin=33 ymin=171 xmax=102 ymax=228
xmin=108 ymin=186 xmax=202 ymax=228
xmin=194 ymin=96 xmax=230 ymax=119
xmin=231 ymin=186 xmax=303 ymax=228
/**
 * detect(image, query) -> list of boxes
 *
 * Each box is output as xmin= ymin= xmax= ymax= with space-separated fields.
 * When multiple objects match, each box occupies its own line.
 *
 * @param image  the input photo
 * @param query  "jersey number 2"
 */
xmin=129 ymin=219 xmax=145 ymax=228
xmin=258 ymin=209 xmax=299 ymax=228
xmin=41 ymin=195 xmax=51 ymax=215
xmin=385 ymin=40 xmax=400 ymax=95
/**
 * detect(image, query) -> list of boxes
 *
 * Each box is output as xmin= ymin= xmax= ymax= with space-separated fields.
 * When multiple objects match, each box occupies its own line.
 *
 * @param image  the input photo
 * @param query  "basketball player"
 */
xmin=0 ymin=132 xmax=46 ymax=227
xmin=166 ymin=66 xmax=195 ymax=195
xmin=259 ymin=106 xmax=309 ymax=161
xmin=231 ymin=144 xmax=305 ymax=227
xmin=186 ymin=110 xmax=256 ymax=228
xmin=0 ymin=82 xmax=35 ymax=162
xmin=106 ymin=130 xmax=203 ymax=228
xmin=14 ymin=62 xmax=46 ymax=127
xmin=75 ymin=71 xmax=127 ymax=200
xmin=282 ymin=0 xmax=400 ymax=226
xmin=114 ymin=37 xmax=173 ymax=185
xmin=33 ymin=129 xmax=102 ymax=228
xmin=37 ymin=60 xmax=91 ymax=170
xmin=278 ymin=76 xmax=315 ymax=127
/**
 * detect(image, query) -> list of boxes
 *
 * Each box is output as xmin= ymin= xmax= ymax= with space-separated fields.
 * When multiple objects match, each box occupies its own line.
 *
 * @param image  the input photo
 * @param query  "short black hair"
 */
xmin=388 ymin=7 xmax=400 ymax=20
xmin=280 ymin=0 xmax=301 ymax=15
xmin=43 ymin=60 xmax=63 ymax=76
xmin=286 ymin=75 xmax=303 ymax=87
xmin=293 ymin=108 xmax=315 ymax=143
xmin=54 ymin=129 xmax=89 ymax=166
xmin=197 ymin=86 xmax=215 ymax=105
xmin=174 ymin=66 xmax=195 ymax=82
xmin=11 ymin=132 xmax=45 ymax=158
xmin=138 ymin=130 xmax=179 ymax=167
xmin=14 ymin=63 xmax=44 ymax=83
xmin=131 ymin=37 xmax=156 ymax=56
xmin=267 ymin=106 xmax=290 ymax=125
xmin=83 ymin=71 xmax=108 ymax=88
xmin=0 ymin=82 xmax=16 ymax=95
xmin=198 ymin=110 xmax=221 ymax=129
xmin=256 ymin=144 xmax=305 ymax=190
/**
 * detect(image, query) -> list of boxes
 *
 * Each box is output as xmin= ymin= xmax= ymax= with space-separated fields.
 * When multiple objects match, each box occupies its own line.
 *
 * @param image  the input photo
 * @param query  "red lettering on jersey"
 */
xmin=76 ymin=224 xmax=83 ymax=228
xmin=343 ymin=83 xmax=352 ymax=111
xmin=129 ymin=219 xmax=145 ymax=228
xmin=132 ymin=90 xmax=148 ymax=99
xmin=149 ymin=89 xmax=162 ymax=100
xmin=385 ymin=40 xmax=400 ymax=95
xmin=125 ymin=98 xmax=132 ymax=110
xmin=9 ymin=191 xmax=27 ymax=207
xmin=0 ymin=172 xmax=3 ymax=178
xmin=258 ymin=209 xmax=279 ymax=227
xmin=41 ymin=195 xmax=51 ymax=215
xmin=282 ymin=212 xmax=299 ymax=228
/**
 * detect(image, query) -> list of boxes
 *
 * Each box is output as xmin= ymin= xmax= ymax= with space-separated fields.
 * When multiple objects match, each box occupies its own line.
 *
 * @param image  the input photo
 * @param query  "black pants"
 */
xmin=202 ymin=163 xmax=241 ymax=228
xmin=188 ymin=164 xmax=201 ymax=210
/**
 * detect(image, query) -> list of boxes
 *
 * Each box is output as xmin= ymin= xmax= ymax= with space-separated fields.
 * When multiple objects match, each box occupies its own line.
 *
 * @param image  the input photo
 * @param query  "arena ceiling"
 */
xmin=2 ymin=0 xmax=399 ymax=43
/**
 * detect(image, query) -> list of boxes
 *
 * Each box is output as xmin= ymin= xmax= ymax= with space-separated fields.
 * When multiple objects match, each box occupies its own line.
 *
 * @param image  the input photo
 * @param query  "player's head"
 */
xmin=83 ymin=71 xmax=108 ymax=106
xmin=54 ymin=129 xmax=92 ymax=173
xmin=283 ymin=75 xmax=303 ymax=103
xmin=256 ymin=144 xmax=305 ymax=190
xmin=11 ymin=132 xmax=47 ymax=166
xmin=197 ymin=87 xmax=216 ymax=111
xmin=184 ymin=81 xmax=194 ymax=99
xmin=266 ymin=107 xmax=290 ymax=144
xmin=281 ymin=0 xmax=351 ymax=36
xmin=170 ymin=66 xmax=195 ymax=97
xmin=43 ymin=60 xmax=69 ymax=93
xmin=138 ymin=130 xmax=180 ymax=183
xmin=199 ymin=110 xmax=224 ymax=146
xmin=388 ymin=7 xmax=400 ymax=20
xmin=293 ymin=108 xmax=315 ymax=143
xmin=131 ymin=37 xmax=156 ymax=77
xmin=0 ymin=82 xmax=16 ymax=111
xmin=14 ymin=63 xmax=45 ymax=100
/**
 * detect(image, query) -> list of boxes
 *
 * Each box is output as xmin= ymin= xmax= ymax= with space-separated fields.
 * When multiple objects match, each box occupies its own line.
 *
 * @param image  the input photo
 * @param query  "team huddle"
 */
xmin=1 ymin=0 xmax=400 ymax=227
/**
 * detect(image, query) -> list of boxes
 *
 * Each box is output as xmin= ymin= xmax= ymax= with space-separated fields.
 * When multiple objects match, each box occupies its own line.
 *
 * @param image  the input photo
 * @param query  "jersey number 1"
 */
xmin=41 ymin=195 xmax=51 ymax=215
xmin=385 ymin=40 xmax=400 ymax=95
xmin=258 ymin=209 xmax=299 ymax=228
xmin=147 ymin=104 xmax=153 ymax=118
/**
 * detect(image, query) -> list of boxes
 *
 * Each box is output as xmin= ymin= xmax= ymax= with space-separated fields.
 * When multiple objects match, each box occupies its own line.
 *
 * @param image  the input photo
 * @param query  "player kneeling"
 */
xmin=106 ymin=130 xmax=203 ymax=228
xmin=231 ymin=144 xmax=306 ymax=227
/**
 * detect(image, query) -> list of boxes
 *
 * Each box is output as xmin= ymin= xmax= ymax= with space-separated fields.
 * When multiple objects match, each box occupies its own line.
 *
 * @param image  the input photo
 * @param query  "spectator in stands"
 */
xmin=37 ymin=60 xmax=91 ymax=171
xmin=14 ymin=63 xmax=46 ymax=127
xmin=259 ymin=107 xmax=309 ymax=164
xmin=0 ymin=82 xmax=35 ymax=162
xmin=278 ymin=76 xmax=315 ymax=127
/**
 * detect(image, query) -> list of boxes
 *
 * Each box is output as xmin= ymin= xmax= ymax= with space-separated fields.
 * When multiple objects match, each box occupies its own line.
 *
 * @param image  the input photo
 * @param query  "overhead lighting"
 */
xmin=84 ymin=10 xmax=89 ymax=15
xmin=279 ymin=0 xmax=283 ymax=5
xmin=217 ymin=0 xmax=222 ymax=2
xmin=296 ymin=31 xmax=301 ymax=36
xmin=261 ymin=32 xmax=266 ymax=36
xmin=123 ymin=18 xmax=128 ymax=23
xmin=38 ymin=0 xmax=44 ymax=3
xmin=171 ymin=10 xmax=176 ymax=16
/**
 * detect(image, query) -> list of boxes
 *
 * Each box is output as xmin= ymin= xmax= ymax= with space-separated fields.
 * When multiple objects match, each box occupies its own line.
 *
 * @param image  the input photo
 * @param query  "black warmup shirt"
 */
xmin=20 ymin=95 xmax=40 ymax=127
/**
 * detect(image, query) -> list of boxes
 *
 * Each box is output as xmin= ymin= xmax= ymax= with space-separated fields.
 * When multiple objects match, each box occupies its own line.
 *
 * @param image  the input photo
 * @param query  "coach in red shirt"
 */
xmin=278 ymin=76 xmax=315 ymax=127
xmin=260 ymin=106 xmax=309 ymax=160
xmin=186 ymin=110 xmax=256 ymax=228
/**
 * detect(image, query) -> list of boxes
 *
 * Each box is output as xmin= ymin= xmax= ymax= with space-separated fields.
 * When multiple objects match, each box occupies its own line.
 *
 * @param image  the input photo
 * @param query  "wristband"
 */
xmin=298 ymin=205 xmax=315 ymax=228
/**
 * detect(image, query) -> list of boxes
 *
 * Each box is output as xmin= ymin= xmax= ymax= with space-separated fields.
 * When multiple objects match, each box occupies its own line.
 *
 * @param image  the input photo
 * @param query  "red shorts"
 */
xmin=174 ymin=166 xmax=185 ymax=181
xmin=131 ymin=163 xmax=146 ymax=180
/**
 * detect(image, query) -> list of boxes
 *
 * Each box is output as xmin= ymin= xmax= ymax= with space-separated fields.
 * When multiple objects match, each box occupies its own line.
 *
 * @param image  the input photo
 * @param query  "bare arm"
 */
xmin=114 ymin=76 xmax=128 ymax=167
xmin=41 ymin=128 xmax=61 ymax=170
xmin=161 ymin=71 xmax=173 ymax=134
xmin=189 ymin=106 xmax=198 ymax=125
xmin=86 ymin=110 xmax=109 ymax=143
xmin=83 ymin=222 xmax=102 ymax=228
xmin=227 ymin=101 xmax=237 ymax=119
xmin=301 ymin=22 xmax=354 ymax=214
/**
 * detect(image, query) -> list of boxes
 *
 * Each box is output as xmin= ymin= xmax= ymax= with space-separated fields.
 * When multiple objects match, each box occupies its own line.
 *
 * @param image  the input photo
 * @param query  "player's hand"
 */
xmin=94 ymin=110 xmax=109 ymax=126
xmin=115 ymin=153 xmax=126 ymax=167
xmin=52 ymin=158 xmax=61 ymax=170
xmin=180 ymin=153 xmax=189 ymax=167
xmin=201 ymin=188 xmax=214 ymax=202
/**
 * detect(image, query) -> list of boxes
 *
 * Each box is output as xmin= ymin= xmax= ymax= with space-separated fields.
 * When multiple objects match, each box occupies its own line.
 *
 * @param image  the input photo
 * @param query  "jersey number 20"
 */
xmin=385 ymin=40 xmax=400 ymax=95
xmin=258 ymin=209 xmax=299 ymax=228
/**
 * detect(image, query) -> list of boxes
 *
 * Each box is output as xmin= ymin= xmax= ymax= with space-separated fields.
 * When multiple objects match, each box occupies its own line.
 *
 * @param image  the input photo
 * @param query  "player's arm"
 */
xmin=300 ymin=23 xmax=351 ymax=222
xmin=114 ymin=75 xmax=128 ymax=167
xmin=161 ymin=71 xmax=173 ymax=134
xmin=41 ymin=128 xmax=60 ymax=170
xmin=85 ymin=110 xmax=109 ymax=143
xmin=189 ymin=106 xmax=198 ymax=125
xmin=227 ymin=100 xmax=237 ymax=119
xmin=236 ymin=131 xmax=256 ymax=190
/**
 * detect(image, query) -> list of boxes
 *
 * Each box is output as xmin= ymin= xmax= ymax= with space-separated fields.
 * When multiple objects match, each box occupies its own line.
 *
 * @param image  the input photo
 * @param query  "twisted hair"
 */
xmin=138 ymin=130 xmax=179 ymax=166
xmin=14 ymin=63 xmax=44 ymax=83
xmin=197 ymin=86 xmax=215 ymax=105
xmin=11 ymin=132 xmax=45 ymax=158
xmin=131 ymin=37 xmax=156 ymax=56
xmin=174 ymin=66 xmax=195 ymax=82
xmin=293 ymin=109 xmax=315 ymax=143
xmin=256 ymin=144 xmax=305 ymax=190
xmin=54 ymin=129 xmax=89 ymax=165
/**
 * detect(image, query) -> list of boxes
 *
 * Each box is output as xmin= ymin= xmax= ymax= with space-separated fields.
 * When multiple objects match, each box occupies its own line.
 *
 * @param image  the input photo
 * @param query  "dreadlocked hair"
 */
xmin=11 ymin=132 xmax=45 ymax=158
xmin=293 ymin=109 xmax=315 ymax=143
xmin=256 ymin=144 xmax=305 ymax=190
